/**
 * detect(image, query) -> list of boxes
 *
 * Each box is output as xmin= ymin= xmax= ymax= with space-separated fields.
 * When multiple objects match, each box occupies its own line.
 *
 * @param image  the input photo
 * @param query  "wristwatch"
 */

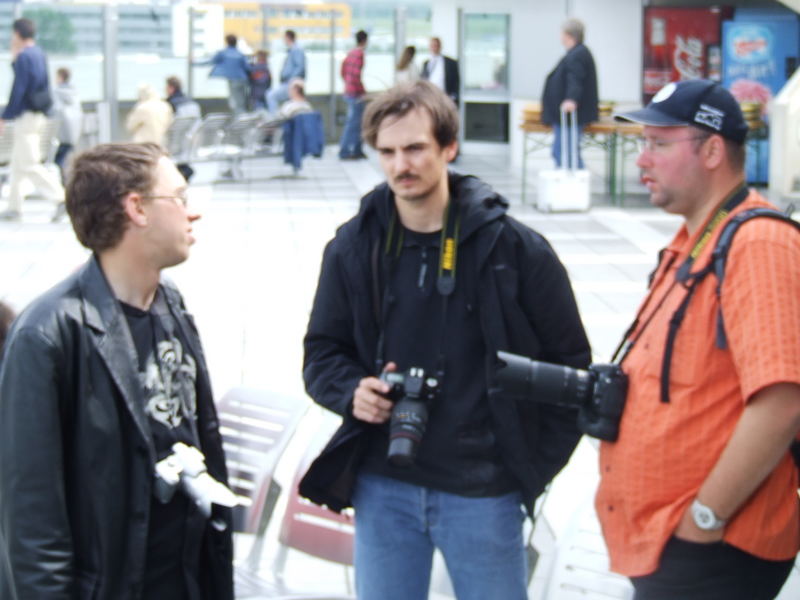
xmin=691 ymin=499 xmax=727 ymax=530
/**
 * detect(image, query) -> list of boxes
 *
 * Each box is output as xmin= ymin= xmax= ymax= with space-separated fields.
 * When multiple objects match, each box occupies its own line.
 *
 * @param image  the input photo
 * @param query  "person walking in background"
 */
xmin=166 ymin=75 xmax=201 ymax=119
xmin=52 ymin=67 xmax=82 ymax=185
xmin=267 ymin=30 xmax=306 ymax=115
xmin=598 ymin=80 xmax=800 ymax=599
xmin=0 ymin=18 xmax=64 ymax=222
xmin=421 ymin=37 xmax=460 ymax=106
xmin=126 ymin=82 xmax=173 ymax=146
xmin=339 ymin=30 xmax=368 ymax=160
xmin=541 ymin=18 xmax=598 ymax=169
xmin=395 ymin=46 xmax=419 ymax=84
xmin=249 ymin=50 xmax=271 ymax=112
xmin=202 ymin=34 xmax=250 ymax=115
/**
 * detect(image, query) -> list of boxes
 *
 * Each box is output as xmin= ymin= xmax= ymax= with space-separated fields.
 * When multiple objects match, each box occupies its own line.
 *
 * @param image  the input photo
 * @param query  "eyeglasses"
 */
xmin=635 ymin=136 xmax=710 ymax=154
xmin=142 ymin=191 xmax=189 ymax=208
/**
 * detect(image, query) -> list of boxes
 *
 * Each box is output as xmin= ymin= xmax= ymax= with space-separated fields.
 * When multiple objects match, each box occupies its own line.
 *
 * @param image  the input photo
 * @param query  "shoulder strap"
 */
xmin=711 ymin=208 xmax=800 ymax=349
xmin=660 ymin=207 xmax=800 ymax=403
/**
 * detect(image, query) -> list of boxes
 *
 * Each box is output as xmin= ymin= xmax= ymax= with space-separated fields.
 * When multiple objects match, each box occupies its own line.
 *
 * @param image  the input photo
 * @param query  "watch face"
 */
xmin=692 ymin=501 xmax=723 ymax=530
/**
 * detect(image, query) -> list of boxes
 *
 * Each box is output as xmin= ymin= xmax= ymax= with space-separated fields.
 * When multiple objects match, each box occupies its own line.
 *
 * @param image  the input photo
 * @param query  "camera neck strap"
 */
xmin=611 ymin=183 xmax=748 ymax=367
xmin=375 ymin=196 xmax=461 ymax=379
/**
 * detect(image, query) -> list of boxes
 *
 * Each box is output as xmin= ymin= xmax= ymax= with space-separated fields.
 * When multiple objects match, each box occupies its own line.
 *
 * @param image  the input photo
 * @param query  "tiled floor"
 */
xmin=12 ymin=146 xmax=798 ymax=599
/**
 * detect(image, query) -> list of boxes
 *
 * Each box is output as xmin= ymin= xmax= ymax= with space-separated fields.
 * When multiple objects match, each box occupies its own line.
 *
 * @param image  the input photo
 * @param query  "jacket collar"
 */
xmin=78 ymin=255 xmax=156 ymax=459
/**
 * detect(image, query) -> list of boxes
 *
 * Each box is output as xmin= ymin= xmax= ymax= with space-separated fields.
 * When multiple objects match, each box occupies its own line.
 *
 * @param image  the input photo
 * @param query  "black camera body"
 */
xmin=381 ymin=367 xmax=440 ymax=467
xmin=495 ymin=351 xmax=627 ymax=441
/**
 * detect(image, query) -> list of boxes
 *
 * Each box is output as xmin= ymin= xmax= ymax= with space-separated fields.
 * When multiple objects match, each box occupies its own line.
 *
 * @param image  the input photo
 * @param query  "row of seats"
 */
xmin=216 ymin=387 xmax=355 ymax=599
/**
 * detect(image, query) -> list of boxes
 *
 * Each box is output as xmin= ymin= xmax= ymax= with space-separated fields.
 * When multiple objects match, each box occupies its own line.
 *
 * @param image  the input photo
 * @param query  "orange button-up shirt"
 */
xmin=597 ymin=190 xmax=800 ymax=577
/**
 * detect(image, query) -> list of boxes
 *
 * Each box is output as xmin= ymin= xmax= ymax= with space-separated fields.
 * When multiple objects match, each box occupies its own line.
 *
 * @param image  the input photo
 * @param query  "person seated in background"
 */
xmin=249 ymin=50 xmax=271 ymax=112
xmin=279 ymin=78 xmax=312 ymax=120
xmin=52 ymin=67 xmax=83 ymax=185
xmin=165 ymin=76 xmax=201 ymax=119
xmin=126 ymin=82 xmax=173 ymax=147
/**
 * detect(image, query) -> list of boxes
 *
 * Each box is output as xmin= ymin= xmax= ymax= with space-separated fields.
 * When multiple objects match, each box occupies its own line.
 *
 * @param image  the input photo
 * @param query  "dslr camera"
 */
xmin=381 ymin=367 xmax=440 ymax=467
xmin=154 ymin=442 xmax=239 ymax=524
xmin=495 ymin=351 xmax=627 ymax=442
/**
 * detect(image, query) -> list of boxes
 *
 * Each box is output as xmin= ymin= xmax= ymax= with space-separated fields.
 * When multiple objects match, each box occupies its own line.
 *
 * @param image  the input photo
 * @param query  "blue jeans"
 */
xmin=552 ymin=123 xmax=585 ymax=169
xmin=267 ymin=83 xmax=289 ymax=114
xmin=339 ymin=95 xmax=365 ymax=158
xmin=351 ymin=473 xmax=527 ymax=600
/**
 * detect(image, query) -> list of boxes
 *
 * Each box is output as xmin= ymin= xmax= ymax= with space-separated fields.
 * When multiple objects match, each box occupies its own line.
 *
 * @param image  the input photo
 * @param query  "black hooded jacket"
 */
xmin=300 ymin=173 xmax=591 ymax=515
xmin=542 ymin=42 xmax=599 ymax=126
xmin=0 ymin=256 xmax=233 ymax=600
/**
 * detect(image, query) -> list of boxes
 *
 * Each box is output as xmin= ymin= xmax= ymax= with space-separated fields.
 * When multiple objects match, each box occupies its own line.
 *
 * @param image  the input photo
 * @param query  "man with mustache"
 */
xmin=301 ymin=80 xmax=590 ymax=599
xmin=598 ymin=80 xmax=800 ymax=599
xmin=0 ymin=143 xmax=233 ymax=599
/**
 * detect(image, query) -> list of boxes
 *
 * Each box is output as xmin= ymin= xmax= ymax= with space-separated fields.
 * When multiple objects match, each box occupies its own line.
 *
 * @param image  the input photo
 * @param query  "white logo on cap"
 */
xmin=694 ymin=103 xmax=724 ymax=131
xmin=653 ymin=82 xmax=677 ymax=103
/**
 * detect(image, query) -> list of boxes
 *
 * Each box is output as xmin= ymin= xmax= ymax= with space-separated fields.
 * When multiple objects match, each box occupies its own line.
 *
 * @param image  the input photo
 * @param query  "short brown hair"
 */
xmin=56 ymin=67 xmax=71 ymax=83
xmin=12 ymin=18 xmax=34 ymax=40
xmin=362 ymin=80 xmax=459 ymax=149
xmin=0 ymin=300 xmax=14 ymax=358
xmin=66 ymin=143 xmax=166 ymax=252
xmin=166 ymin=75 xmax=182 ymax=92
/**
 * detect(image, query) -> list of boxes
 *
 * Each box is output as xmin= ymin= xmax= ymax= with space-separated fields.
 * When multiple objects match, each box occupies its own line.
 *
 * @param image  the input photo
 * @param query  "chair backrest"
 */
xmin=220 ymin=112 xmax=265 ymax=154
xmin=216 ymin=387 xmax=308 ymax=534
xmin=165 ymin=115 xmax=200 ymax=160
xmin=277 ymin=418 xmax=355 ymax=565
xmin=189 ymin=112 xmax=230 ymax=159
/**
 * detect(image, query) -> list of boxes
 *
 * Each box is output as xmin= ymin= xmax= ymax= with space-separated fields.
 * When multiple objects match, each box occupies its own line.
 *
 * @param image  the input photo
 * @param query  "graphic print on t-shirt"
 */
xmin=141 ymin=337 xmax=198 ymax=429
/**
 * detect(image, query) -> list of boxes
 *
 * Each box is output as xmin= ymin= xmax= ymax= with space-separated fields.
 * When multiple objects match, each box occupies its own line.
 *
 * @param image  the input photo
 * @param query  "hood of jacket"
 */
xmin=355 ymin=171 xmax=508 ymax=244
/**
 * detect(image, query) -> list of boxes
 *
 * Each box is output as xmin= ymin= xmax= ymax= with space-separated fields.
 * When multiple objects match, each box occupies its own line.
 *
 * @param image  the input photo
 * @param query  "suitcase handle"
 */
xmin=559 ymin=108 xmax=579 ymax=173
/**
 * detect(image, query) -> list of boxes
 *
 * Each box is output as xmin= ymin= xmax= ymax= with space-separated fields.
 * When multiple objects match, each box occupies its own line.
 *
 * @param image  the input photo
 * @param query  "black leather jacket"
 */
xmin=0 ymin=256 xmax=233 ymax=600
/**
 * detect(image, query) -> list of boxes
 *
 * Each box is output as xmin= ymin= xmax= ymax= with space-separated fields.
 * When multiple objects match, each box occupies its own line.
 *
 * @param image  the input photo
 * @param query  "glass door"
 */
xmin=459 ymin=12 xmax=510 ymax=143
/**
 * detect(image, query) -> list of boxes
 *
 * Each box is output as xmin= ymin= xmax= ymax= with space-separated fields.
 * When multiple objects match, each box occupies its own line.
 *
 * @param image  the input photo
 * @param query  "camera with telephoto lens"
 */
xmin=495 ymin=351 xmax=627 ymax=442
xmin=381 ymin=367 xmax=440 ymax=467
xmin=154 ymin=442 xmax=239 ymax=524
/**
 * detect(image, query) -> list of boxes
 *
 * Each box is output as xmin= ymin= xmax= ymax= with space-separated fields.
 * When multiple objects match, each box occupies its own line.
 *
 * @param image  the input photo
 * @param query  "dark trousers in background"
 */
xmin=54 ymin=142 xmax=73 ymax=185
xmin=631 ymin=537 xmax=795 ymax=600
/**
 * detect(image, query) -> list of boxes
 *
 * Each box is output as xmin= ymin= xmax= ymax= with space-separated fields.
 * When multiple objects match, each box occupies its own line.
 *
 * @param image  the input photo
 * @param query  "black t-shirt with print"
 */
xmin=121 ymin=291 xmax=204 ymax=600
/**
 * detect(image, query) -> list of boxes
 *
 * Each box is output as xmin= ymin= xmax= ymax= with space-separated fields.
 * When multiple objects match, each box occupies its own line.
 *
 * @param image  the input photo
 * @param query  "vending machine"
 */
xmin=722 ymin=12 xmax=800 ymax=183
xmin=642 ymin=6 xmax=733 ymax=105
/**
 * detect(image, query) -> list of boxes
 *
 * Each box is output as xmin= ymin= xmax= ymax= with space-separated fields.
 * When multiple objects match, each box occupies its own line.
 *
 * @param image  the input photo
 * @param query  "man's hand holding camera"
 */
xmin=353 ymin=362 xmax=397 ymax=424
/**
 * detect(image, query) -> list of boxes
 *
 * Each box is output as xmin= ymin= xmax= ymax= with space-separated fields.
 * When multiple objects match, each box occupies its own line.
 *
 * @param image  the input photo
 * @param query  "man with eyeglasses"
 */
xmin=596 ymin=79 xmax=800 ymax=599
xmin=0 ymin=143 xmax=234 ymax=600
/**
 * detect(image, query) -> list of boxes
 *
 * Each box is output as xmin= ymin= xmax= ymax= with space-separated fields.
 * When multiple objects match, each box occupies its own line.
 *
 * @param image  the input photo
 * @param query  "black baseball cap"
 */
xmin=615 ymin=79 xmax=749 ymax=144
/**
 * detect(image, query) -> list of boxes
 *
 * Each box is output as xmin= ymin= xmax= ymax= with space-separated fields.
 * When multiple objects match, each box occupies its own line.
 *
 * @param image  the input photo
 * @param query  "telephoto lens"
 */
xmin=495 ymin=351 xmax=593 ymax=407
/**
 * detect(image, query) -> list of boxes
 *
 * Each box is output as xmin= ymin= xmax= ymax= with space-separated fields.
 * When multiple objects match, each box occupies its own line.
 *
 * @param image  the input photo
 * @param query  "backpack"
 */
xmin=662 ymin=207 xmax=800 ymax=473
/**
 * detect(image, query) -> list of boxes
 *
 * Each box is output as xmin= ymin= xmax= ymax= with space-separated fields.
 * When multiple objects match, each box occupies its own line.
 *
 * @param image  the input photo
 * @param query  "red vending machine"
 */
xmin=642 ymin=6 xmax=733 ymax=105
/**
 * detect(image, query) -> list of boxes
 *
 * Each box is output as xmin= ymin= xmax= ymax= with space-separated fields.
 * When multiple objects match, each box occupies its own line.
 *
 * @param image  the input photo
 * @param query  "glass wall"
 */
xmin=0 ymin=1 xmax=433 ymax=139
xmin=462 ymin=13 xmax=509 ymax=96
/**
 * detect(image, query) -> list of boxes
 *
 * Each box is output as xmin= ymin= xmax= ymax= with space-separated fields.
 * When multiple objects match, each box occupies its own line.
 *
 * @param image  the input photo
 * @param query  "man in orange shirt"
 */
xmin=597 ymin=79 xmax=800 ymax=599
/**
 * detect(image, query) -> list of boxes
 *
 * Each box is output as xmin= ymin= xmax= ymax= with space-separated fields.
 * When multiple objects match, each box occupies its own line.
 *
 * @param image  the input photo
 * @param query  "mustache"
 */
xmin=394 ymin=173 xmax=418 ymax=183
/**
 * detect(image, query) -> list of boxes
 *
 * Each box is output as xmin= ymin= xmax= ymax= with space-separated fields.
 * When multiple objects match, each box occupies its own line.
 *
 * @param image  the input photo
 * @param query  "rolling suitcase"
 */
xmin=536 ymin=109 xmax=591 ymax=212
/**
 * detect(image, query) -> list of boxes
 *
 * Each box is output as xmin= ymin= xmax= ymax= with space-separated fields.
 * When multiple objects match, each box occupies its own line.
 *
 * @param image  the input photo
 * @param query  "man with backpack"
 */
xmin=597 ymin=79 xmax=800 ymax=599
